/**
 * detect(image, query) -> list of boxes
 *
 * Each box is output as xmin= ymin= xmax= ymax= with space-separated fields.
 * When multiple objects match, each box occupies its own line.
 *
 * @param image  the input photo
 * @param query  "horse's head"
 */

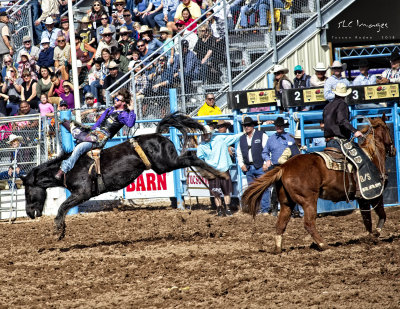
xmin=366 ymin=114 xmax=396 ymax=157
xmin=21 ymin=173 xmax=47 ymax=219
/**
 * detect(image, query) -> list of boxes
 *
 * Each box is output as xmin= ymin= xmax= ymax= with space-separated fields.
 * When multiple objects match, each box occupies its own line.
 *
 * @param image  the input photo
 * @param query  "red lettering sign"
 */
xmin=126 ymin=172 xmax=168 ymax=192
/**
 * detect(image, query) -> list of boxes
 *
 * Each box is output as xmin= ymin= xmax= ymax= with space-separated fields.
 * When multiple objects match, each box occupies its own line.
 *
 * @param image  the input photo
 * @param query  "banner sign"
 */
xmin=282 ymin=84 xmax=400 ymax=108
xmin=124 ymin=170 xmax=175 ymax=198
xmin=187 ymin=170 xmax=211 ymax=197
xmin=228 ymin=89 xmax=277 ymax=109
xmin=327 ymin=0 xmax=400 ymax=44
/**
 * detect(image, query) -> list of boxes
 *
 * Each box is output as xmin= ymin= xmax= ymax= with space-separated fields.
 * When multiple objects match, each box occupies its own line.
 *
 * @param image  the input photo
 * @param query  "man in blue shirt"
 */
xmin=197 ymin=125 xmax=242 ymax=216
xmin=353 ymin=59 xmax=379 ymax=109
xmin=262 ymin=117 xmax=294 ymax=216
xmin=324 ymin=60 xmax=351 ymax=102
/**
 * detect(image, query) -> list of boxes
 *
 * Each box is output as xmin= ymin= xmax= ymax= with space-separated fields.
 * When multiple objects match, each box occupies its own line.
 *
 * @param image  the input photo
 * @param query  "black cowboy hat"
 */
xmin=357 ymin=59 xmax=369 ymax=68
xmin=274 ymin=117 xmax=286 ymax=127
xmin=390 ymin=51 xmax=400 ymax=62
xmin=242 ymin=116 xmax=257 ymax=126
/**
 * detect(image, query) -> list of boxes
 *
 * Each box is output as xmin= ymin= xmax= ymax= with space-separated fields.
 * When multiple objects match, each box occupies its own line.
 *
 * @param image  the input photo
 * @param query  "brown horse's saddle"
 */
xmin=315 ymin=147 xmax=353 ymax=173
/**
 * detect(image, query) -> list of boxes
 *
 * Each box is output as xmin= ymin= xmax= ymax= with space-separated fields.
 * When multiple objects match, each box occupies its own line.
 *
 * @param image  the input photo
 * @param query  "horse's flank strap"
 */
xmin=130 ymin=139 xmax=151 ymax=170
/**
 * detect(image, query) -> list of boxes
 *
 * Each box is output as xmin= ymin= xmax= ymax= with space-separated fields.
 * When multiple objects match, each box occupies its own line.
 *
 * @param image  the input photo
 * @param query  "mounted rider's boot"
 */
xmin=55 ymin=169 xmax=65 ymax=181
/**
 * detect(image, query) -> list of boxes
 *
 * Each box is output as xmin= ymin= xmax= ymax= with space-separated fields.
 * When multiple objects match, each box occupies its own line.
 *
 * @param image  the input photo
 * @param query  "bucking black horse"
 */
xmin=21 ymin=112 xmax=224 ymax=240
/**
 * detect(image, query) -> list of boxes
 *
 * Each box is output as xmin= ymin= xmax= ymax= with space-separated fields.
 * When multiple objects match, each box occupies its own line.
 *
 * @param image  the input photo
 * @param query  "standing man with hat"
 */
xmin=237 ymin=116 xmax=271 ymax=214
xmin=310 ymin=62 xmax=328 ymax=87
xmin=378 ymin=51 xmax=400 ymax=84
xmin=40 ymin=17 xmax=61 ymax=49
xmin=17 ymin=36 xmax=40 ymax=63
xmin=0 ymin=12 xmax=13 ymax=66
xmin=197 ymin=125 xmax=242 ymax=216
xmin=262 ymin=116 xmax=294 ymax=215
xmin=324 ymin=60 xmax=350 ymax=102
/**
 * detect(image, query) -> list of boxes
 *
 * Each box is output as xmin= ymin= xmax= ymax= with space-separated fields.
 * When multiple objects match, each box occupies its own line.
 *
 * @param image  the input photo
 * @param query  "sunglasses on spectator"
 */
xmin=109 ymin=67 xmax=118 ymax=70
xmin=23 ymin=75 xmax=30 ymax=78
xmin=5 ymin=61 xmax=11 ymax=64
xmin=24 ymin=41 xmax=31 ymax=44
xmin=101 ymin=17 xmax=108 ymax=20
xmin=93 ymin=4 xmax=100 ymax=6
xmin=123 ymin=14 xmax=131 ymax=17
xmin=103 ymin=34 xmax=112 ymax=37
xmin=207 ymin=97 xmax=215 ymax=101
xmin=115 ymin=97 xmax=124 ymax=102
xmin=274 ymin=71 xmax=283 ymax=75
xmin=116 ymin=3 xmax=123 ymax=6
xmin=159 ymin=58 xmax=166 ymax=62
xmin=137 ymin=44 xmax=145 ymax=47
xmin=294 ymin=70 xmax=302 ymax=74
xmin=58 ymin=39 xmax=65 ymax=42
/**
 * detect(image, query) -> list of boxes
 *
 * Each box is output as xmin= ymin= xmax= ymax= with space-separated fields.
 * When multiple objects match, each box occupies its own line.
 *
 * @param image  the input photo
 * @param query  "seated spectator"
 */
xmin=60 ymin=82 xmax=74 ymax=109
xmin=75 ymin=35 xmax=96 ymax=67
xmin=95 ymin=28 xmax=118 ymax=59
xmin=96 ymin=13 xmax=117 ymax=43
xmin=0 ymin=166 xmax=26 ymax=187
xmin=81 ymin=92 xmax=101 ymax=123
xmin=111 ymin=46 xmax=130 ymax=73
xmin=194 ymin=24 xmax=224 ymax=84
xmin=148 ymin=55 xmax=173 ymax=95
xmin=14 ymin=101 xmax=38 ymax=133
xmin=78 ymin=16 xmax=96 ymax=51
xmin=353 ymin=59 xmax=379 ymax=110
xmin=139 ymin=25 xmax=163 ymax=51
xmin=38 ymin=93 xmax=54 ymax=118
xmin=174 ymin=0 xmax=201 ymax=24
xmin=162 ymin=0 xmax=180 ymax=32
xmin=128 ymin=50 xmax=141 ymax=69
xmin=173 ymin=20 xmax=198 ymax=52
xmin=134 ymin=61 xmax=148 ymax=99
xmin=21 ymin=70 xmax=39 ymax=109
xmin=58 ymin=16 xmax=71 ymax=43
xmin=49 ymin=74 xmax=73 ymax=102
xmin=324 ymin=60 xmax=350 ymax=101
xmin=1 ymin=55 xmax=16 ymax=80
xmin=103 ymin=60 xmax=126 ymax=93
xmin=197 ymin=93 xmax=221 ymax=119
xmin=89 ymin=58 xmax=104 ymax=102
xmin=136 ymin=39 xmax=154 ymax=63
xmin=53 ymin=35 xmax=71 ymax=81
xmin=89 ymin=0 xmax=108 ymax=29
xmin=173 ymin=40 xmax=201 ymax=92
xmin=132 ymin=0 xmax=149 ymax=24
xmin=206 ymin=9 xmax=224 ymax=39
xmin=293 ymin=65 xmax=311 ymax=88
xmin=310 ymin=62 xmax=328 ymax=87
xmin=112 ymin=0 xmax=128 ymax=33
xmin=17 ymin=36 xmax=40 ymax=63
xmin=91 ymin=49 xmax=112 ymax=102
xmin=2 ymin=67 xmax=22 ymax=115
xmin=122 ymin=9 xmax=139 ymax=40
xmin=142 ymin=0 xmax=166 ymax=29
xmin=36 ymin=67 xmax=57 ymax=102
xmin=241 ymin=0 xmax=284 ymax=29
xmin=40 ymin=17 xmax=61 ymax=48
xmin=181 ymin=8 xmax=197 ymax=33
xmin=158 ymin=27 xmax=174 ymax=62
xmin=17 ymin=52 xmax=38 ymax=81
xmin=118 ymin=26 xmax=136 ymax=59
xmin=37 ymin=37 xmax=55 ymax=68
xmin=272 ymin=64 xmax=292 ymax=110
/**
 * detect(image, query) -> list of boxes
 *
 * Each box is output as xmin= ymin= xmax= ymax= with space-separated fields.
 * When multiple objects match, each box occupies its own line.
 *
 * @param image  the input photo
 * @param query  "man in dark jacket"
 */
xmin=37 ymin=37 xmax=55 ymax=68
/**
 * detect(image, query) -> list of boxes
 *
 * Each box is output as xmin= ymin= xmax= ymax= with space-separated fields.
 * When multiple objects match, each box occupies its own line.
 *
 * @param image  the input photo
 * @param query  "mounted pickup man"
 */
xmin=323 ymin=82 xmax=383 ymax=199
xmin=55 ymin=89 xmax=136 ymax=180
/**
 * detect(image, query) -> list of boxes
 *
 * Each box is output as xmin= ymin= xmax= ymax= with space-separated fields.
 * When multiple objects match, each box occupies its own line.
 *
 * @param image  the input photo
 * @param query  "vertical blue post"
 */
xmin=267 ymin=73 xmax=276 ymax=112
xmin=169 ymin=89 xmax=185 ymax=210
xmin=59 ymin=110 xmax=78 ymax=215
xmin=393 ymin=102 xmax=400 ymax=201
xmin=233 ymin=109 xmax=243 ymax=200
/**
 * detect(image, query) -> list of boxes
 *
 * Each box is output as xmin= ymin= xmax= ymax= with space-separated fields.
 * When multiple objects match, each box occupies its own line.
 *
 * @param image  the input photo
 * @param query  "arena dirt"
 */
xmin=0 ymin=204 xmax=399 ymax=308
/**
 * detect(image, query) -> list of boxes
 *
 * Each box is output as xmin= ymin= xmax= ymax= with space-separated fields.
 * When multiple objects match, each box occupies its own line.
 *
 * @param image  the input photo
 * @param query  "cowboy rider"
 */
xmin=55 ymin=89 xmax=136 ymax=180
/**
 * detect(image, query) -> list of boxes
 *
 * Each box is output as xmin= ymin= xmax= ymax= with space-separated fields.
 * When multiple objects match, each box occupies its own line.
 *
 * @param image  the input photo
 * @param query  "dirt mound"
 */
xmin=0 ymin=206 xmax=399 ymax=308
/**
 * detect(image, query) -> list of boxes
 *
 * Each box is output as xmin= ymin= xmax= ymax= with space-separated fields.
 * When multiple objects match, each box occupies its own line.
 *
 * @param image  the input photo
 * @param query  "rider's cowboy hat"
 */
xmin=274 ymin=117 xmax=286 ymax=127
xmin=101 ymin=27 xmax=115 ymax=36
xmin=390 ymin=51 xmax=400 ymax=62
xmin=242 ymin=116 xmax=257 ymax=126
xmin=313 ymin=62 xmax=328 ymax=71
xmin=44 ymin=17 xmax=54 ymax=25
xmin=332 ymin=83 xmax=352 ymax=97
xmin=78 ymin=16 xmax=91 ymax=23
xmin=330 ymin=60 xmax=347 ymax=71
xmin=272 ymin=64 xmax=289 ymax=74
xmin=7 ymin=134 xmax=23 ymax=144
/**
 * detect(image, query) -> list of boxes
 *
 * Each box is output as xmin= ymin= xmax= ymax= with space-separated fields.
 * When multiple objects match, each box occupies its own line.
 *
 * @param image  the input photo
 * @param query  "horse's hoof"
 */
xmin=318 ymin=243 xmax=326 ymax=251
xmin=373 ymin=228 xmax=382 ymax=237
xmin=273 ymin=246 xmax=282 ymax=254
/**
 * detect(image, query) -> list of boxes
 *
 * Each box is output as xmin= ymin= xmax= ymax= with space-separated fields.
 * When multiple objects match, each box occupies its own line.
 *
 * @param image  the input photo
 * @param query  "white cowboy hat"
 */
xmin=272 ymin=64 xmax=289 ymax=74
xmin=138 ymin=25 xmax=152 ymax=34
xmin=108 ymin=60 xmax=119 ymax=69
xmin=44 ymin=17 xmax=54 ymax=25
xmin=313 ymin=62 xmax=328 ymax=71
xmin=332 ymin=83 xmax=352 ymax=97
xmin=159 ymin=27 xmax=172 ymax=35
xmin=330 ymin=60 xmax=347 ymax=71
xmin=7 ymin=134 xmax=23 ymax=144
xmin=101 ymin=27 xmax=115 ymax=35
xmin=294 ymin=130 xmax=302 ymax=139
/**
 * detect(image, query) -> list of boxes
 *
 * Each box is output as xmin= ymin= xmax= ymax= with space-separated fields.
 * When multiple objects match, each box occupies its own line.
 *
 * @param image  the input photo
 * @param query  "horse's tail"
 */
xmin=156 ymin=112 xmax=205 ymax=149
xmin=241 ymin=166 xmax=284 ymax=217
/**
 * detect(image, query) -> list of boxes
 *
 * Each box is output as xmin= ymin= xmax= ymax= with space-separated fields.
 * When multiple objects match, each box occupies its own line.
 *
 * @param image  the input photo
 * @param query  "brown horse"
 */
xmin=241 ymin=115 xmax=396 ymax=253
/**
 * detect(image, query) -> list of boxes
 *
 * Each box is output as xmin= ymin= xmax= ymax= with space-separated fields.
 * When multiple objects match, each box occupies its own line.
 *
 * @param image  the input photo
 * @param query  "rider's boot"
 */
xmin=55 ymin=169 xmax=65 ymax=181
